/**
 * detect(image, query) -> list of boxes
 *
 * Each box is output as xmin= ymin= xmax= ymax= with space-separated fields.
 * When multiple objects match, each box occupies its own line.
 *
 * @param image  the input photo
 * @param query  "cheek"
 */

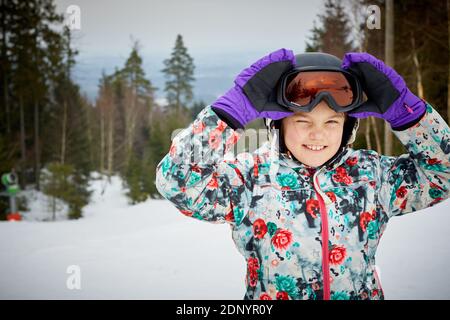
xmin=284 ymin=127 xmax=305 ymax=145
xmin=326 ymin=126 xmax=344 ymax=145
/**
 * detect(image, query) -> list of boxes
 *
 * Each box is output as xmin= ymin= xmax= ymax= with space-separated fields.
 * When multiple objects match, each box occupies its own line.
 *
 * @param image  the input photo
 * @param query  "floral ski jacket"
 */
xmin=155 ymin=103 xmax=450 ymax=300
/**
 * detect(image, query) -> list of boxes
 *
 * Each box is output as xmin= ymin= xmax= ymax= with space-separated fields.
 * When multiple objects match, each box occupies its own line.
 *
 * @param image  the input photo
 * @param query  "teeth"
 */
xmin=305 ymin=145 xmax=326 ymax=151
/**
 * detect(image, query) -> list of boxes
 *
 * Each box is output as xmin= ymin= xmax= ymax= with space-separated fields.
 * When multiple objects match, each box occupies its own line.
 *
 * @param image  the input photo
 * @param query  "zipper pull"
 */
xmin=404 ymin=103 xmax=414 ymax=114
xmin=313 ymin=168 xmax=333 ymax=205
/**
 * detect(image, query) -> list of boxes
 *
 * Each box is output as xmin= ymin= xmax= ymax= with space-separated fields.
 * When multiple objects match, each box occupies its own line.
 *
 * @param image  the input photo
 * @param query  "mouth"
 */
xmin=302 ymin=144 xmax=328 ymax=152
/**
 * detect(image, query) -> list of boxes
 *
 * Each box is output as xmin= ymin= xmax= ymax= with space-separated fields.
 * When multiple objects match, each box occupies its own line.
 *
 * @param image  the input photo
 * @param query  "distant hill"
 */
xmin=72 ymin=51 xmax=266 ymax=106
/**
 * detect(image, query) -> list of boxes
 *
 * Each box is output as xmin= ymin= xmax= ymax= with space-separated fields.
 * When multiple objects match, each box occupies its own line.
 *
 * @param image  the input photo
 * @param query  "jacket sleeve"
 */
xmin=378 ymin=103 xmax=450 ymax=219
xmin=155 ymin=105 xmax=254 ymax=226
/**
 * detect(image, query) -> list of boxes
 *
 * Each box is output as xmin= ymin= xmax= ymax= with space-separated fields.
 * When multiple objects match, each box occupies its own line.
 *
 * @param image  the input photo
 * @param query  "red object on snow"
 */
xmin=6 ymin=212 xmax=21 ymax=221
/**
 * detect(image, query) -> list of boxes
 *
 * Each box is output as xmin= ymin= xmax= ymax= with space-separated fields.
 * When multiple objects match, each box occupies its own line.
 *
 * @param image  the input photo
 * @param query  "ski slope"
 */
xmin=0 ymin=175 xmax=449 ymax=299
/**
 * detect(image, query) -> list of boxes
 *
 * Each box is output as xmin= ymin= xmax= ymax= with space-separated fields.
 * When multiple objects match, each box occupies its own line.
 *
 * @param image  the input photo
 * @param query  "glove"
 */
xmin=341 ymin=52 xmax=426 ymax=130
xmin=211 ymin=48 xmax=295 ymax=130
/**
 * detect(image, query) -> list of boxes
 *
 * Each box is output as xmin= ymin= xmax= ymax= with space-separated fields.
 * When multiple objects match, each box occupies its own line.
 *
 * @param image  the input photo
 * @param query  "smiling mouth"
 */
xmin=303 ymin=144 xmax=327 ymax=151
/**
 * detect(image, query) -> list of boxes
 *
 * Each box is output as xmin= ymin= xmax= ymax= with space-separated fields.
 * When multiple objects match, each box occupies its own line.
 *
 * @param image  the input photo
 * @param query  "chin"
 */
xmin=290 ymin=145 xmax=338 ymax=168
xmin=295 ymin=154 xmax=334 ymax=168
xmin=303 ymin=160 xmax=327 ymax=167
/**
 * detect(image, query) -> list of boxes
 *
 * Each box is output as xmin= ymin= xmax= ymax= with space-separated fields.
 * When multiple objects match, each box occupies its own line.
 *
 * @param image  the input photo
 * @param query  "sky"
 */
xmin=52 ymin=0 xmax=326 ymax=102
xmin=54 ymin=0 xmax=323 ymax=57
xmin=48 ymin=1 xmax=447 ymax=107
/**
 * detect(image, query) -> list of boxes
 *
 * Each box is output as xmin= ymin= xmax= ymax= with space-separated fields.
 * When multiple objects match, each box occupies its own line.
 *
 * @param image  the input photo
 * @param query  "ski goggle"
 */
xmin=277 ymin=67 xmax=363 ymax=113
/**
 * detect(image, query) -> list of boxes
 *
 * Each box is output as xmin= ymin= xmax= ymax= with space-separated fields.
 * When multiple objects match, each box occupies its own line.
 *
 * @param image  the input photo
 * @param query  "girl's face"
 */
xmin=281 ymin=101 xmax=346 ymax=168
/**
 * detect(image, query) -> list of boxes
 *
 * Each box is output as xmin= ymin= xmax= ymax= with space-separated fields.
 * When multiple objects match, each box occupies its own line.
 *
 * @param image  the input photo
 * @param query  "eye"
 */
xmin=295 ymin=120 xmax=309 ymax=123
xmin=326 ymin=120 xmax=339 ymax=124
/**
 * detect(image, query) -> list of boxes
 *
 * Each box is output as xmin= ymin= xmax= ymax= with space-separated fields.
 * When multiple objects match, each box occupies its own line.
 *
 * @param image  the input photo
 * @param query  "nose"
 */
xmin=308 ymin=126 xmax=325 ymax=141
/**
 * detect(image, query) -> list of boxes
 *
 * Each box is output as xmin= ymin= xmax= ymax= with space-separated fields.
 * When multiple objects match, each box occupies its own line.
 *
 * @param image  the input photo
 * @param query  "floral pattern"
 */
xmin=329 ymin=245 xmax=347 ymax=265
xmin=253 ymin=219 xmax=268 ymax=239
xmin=156 ymin=104 xmax=450 ymax=300
xmin=271 ymin=229 xmax=293 ymax=251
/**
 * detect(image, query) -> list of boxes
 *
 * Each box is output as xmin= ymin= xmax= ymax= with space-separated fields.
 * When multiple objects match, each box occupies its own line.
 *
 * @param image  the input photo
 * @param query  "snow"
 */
xmin=0 ymin=174 xmax=449 ymax=299
xmin=20 ymin=189 xmax=69 ymax=222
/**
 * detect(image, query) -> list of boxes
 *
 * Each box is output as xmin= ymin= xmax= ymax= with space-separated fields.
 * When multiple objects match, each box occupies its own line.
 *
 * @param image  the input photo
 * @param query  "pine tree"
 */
xmin=95 ymin=73 xmax=115 ymax=177
xmin=117 ymin=40 xmax=156 ymax=172
xmin=124 ymin=152 xmax=146 ymax=204
xmin=120 ymin=40 xmax=156 ymax=98
xmin=305 ymin=20 xmax=324 ymax=52
xmin=43 ymin=26 xmax=92 ymax=177
xmin=143 ymin=105 xmax=170 ymax=198
xmin=99 ymin=41 xmax=158 ymax=202
xmin=41 ymin=162 xmax=91 ymax=220
xmin=66 ymin=169 xmax=90 ymax=219
xmin=305 ymin=0 xmax=354 ymax=58
xmin=0 ymin=0 xmax=14 ymax=138
xmin=2 ymin=0 xmax=68 ymax=189
xmin=162 ymin=34 xmax=195 ymax=111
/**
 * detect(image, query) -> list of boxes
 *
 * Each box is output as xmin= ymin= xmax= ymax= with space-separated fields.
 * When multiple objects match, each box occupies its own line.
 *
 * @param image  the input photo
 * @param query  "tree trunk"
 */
xmin=3 ymin=71 xmax=9 ymax=135
xmin=364 ymin=119 xmax=372 ymax=150
xmin=107 ymin=106 xmax=114 ymax=178
xmin=34 ymin=99 xmax=40 ymax=190
xmin=100 ymin=107 xmax=105 ymax=173
xmin=52 ymin=195 xmax=56 ymax=221
xmin=356 ymin=14 xmax=379 ymax=153
xmin=85 ymin=100 xmax=94 ymax=171
xmin=176 ymin=74 xmax=180 ymax=111
xmin=410 ymin=33 xmax=424 ymax=99
xmin=370 ymin=117 xmax=383 ymax=154
xmin=61 ymin=99 xmax=67 ymax=164
xmin=1 ymin=0 xmax=10 ymax=136
xmin=19 ymin=94 xmax=26 ymax=189
xmin=125 ymin=87 xmax=137 ymax=170
xmin=384 ymin=0 xmax=394 ymax=155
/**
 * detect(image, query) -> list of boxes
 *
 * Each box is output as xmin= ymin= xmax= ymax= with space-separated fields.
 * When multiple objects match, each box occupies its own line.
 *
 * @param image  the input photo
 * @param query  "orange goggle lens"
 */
xmin=285 ymin=71 xmax=356 ymax=108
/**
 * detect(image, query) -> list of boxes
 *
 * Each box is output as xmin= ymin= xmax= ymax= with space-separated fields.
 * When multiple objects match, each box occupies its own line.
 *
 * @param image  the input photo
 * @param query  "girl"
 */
xmin=155 ymin=49 xmax=450 ymax=300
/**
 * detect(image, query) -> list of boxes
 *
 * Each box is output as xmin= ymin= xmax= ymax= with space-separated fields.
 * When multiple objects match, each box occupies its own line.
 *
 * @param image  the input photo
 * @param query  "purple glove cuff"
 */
xmin=350 ymin=88 xmax=426 ymax=128
xmin=385 ymin=88 xmax=426 ymax=128
xmin=212 ymin=48 xmax=295 ymax=128
xmin=212 ymin=86 xmax=293 ymax=128
xmin=212 ymin=86 xmax=259 ymax=127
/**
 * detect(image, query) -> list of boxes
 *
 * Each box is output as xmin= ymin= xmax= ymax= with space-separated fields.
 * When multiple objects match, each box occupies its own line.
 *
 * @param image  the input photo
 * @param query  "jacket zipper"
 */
xmin=313 ymin=172 xmax=331 ymax=300
xmin=373 ymin=266 xmax=385 ymax=297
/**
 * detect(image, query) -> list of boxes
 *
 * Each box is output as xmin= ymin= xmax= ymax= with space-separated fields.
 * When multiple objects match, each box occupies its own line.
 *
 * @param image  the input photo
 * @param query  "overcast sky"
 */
xmin=55 ymin=0 xmax=324 ymax=57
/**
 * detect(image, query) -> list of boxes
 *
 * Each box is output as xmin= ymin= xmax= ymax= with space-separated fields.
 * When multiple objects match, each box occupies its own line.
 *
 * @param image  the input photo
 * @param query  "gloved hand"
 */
xmin=341 ymin=52 xmax=426 ymax=130
xmin=211 ymin=48 xmax=295 ymax=130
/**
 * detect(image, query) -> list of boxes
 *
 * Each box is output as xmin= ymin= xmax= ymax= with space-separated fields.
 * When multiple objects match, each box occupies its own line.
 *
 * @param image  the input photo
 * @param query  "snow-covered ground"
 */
xmin=0 ymin=174 xmax=449 ymax=299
